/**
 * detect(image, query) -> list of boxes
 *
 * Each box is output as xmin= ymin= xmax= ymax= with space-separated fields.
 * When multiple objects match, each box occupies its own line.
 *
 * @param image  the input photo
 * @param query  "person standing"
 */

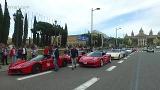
xmin=44 ymin=46 xmax=49 ymax=58
xmin=2 ymin=45 xmax=8 ymax=65
xmin=31 ymin=46 xmax=37 ymax=58
xmin=53 ymin=45 xmax=59 ymax=71
xmin=10 ymin=46 xmax=17 ymax=63
xmin=22 ymin=46 xmax=27 ymax=60
xmin=17 ymin=47 xmax=23 ymax=59
xmin=70 ymin=46 xmax=78 ymax=70
xmin=0 ymin=45 xmax=3 ymax=66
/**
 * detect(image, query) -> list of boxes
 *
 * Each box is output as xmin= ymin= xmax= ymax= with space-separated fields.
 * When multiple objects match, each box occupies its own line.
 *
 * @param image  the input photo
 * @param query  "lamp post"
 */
xmin=115 ymin=28 xmax=122 ymax=48
xmin=91 ymin=8 xmax=100 ymax=47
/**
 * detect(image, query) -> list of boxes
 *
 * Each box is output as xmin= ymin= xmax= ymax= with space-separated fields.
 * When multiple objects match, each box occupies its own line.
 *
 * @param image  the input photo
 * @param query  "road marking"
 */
xmin=118 ymin=60 xmax=124 ymax=63
xmin=127 ymin=56 xmax=130 ymax=58
xmin=106 ymin=66 xmax=116 ymax=71
xmin=73 ymin=77 xmax=100 ymax=90
xmin=17 ymin=71 xmax=52 ymax=81
xmin=124 ymin=57 xmax=127 ymax=59
xmin=68 ymin=64 xmax=79 ymax=68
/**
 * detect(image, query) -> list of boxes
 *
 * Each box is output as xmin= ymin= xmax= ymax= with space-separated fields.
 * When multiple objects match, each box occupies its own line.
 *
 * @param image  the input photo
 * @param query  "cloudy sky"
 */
xmin=0 ymin=0 xmax=160 ymax=38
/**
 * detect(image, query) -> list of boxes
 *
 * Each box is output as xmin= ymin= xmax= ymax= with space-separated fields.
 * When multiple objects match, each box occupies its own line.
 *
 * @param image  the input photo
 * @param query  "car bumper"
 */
xmin=111 ymin=56 xmax=120 ymax=60
xmin=79 ymin=61 xmax=99 ymax=67
xmin=8 ymin=67 xmax=31 ymax=75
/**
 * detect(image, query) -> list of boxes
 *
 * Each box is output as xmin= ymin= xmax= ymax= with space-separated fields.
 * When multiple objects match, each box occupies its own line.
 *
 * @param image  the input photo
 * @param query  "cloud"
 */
xmin=0 ymin=0 xmax=160 ymax=37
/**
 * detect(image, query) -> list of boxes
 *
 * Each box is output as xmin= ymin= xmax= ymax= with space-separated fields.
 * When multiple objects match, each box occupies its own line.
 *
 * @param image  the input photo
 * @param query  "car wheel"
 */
xmin=100 ymin=60 xmax=104 ymax=67
xmin=32 ymin=64 xmax=41 ymax=74
xmin=62 ymin=60 xmax=68 ymax=67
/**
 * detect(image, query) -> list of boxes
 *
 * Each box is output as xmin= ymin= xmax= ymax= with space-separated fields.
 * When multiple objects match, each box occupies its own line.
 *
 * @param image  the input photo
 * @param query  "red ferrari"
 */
xmin=79 ymin=51 xmax=111 ymax=67
xmin=8 ymin=55 xmax=68 ymax=75
xmin=63 ymin=51 xmax=86 ymax=63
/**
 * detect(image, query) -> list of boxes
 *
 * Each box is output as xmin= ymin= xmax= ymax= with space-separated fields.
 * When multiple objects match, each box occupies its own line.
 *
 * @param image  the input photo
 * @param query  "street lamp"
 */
xmin=91 ymin=8 xmax=100 ymax=47
xmin=115 ymin=28 xmax=122 ymax=48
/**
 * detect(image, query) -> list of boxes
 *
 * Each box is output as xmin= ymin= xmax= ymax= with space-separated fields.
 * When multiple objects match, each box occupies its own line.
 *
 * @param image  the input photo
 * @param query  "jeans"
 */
xmin=54 ymin=58 xmax=59 ymax=70
xmin=12 ymin=55 xmax=17 ymax=63
xmin=2 ymin=55 xmax=8 ymax=65
xmin=71 ymin=57 xmax=77 ymax=68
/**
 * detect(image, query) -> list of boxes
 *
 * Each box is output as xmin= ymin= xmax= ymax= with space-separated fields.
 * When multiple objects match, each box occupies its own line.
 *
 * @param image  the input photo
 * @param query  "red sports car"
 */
xmin=63 ymin=51 xmax=86 ymax=63
xmin=77 ymin=51 xmax=86 ymax=63
xmin=79 ymin=51 xmax=111 ymax=67
xmin=61 ymin=54 xmax=71 ymax=63
xmin=8 ymin=55 xmax=68 ymax=75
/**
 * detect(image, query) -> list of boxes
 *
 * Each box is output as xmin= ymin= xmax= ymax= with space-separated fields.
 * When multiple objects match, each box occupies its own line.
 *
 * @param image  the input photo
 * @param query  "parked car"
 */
xmin=77 ymin=51 xmax=86 ymax=63
xmin=8 ymin=55 xmax=68 ymax=75
xmin=147 ymin=47 xmax=154 ymax=52
xmin=79 ymin=51 xmax=111 ymax=67
xmin=106 ymin=49 xmax=124 ymax=60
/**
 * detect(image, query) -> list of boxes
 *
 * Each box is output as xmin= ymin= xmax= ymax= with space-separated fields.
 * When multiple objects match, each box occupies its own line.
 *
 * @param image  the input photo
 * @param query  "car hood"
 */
xmin=106 ymin=52 xmax=120 ymax=56
xmin=79 ymin=56 xmax=99 ymax=62
xmin=9 ymin=60 xmax=35 ymax=69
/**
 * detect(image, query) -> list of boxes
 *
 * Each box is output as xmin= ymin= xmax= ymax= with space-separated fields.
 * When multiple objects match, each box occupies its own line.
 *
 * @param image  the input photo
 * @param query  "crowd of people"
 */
xmin=42 ymin=45 xmax=79 ymax=71
xmin=0 ymin=43 xmax=81 ymax=71
xmin=0 ymin=43 xmax=37 ymax=68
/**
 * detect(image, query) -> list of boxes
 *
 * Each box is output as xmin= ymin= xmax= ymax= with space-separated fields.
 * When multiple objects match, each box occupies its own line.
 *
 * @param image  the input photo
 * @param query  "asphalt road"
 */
xmin=0 ymin=50 xmax=160 ymax=90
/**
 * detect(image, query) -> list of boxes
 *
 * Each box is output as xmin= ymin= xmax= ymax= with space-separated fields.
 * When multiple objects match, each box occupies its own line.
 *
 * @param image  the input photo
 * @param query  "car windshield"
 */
xmin=87 ymin=52 xmax=102 ymax=57
xmin=148 ymin=47 xmax=153 ymax=49
xmin=78 ymin=51 xmax=84 ymax=55
xmin=108 ymin=49 xmax=121 ymax=52
xmin=30 ymin=55 xmax=44 ymax=61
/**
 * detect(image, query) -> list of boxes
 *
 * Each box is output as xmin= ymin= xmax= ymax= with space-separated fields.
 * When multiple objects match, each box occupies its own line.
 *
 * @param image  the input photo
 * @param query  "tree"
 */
xmin=22 ymin=14 xmax=28 ymax=45
xmin=32 ymin=16 xmax=37 ymax=44
xmin=61 ymin=23 xmax=68 ymax=47
xmin=35 ymin=21 xmax=53 ymax=46
xmin=153 ymin=37 xmax=160 ymax=46
xmin=87 ymin=31 xmax=91 ymax=47
xmin=0 ymin=4 xmax=3 ymax=43
xmin=2 ymin=0 xmax=10 ymax=44
xmin=128 ymin=38 xmax=132 ymax=46
xmin=12 ymin=9 xmax=24 ymax=47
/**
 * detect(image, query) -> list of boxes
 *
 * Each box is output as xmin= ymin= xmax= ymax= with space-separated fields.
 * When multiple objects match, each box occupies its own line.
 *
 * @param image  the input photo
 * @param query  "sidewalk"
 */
xmin=0 ymin=65 xmax=9 ymax=72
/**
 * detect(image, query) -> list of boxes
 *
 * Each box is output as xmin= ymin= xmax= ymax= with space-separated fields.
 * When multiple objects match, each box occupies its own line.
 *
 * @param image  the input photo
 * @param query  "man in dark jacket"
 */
xmin=53 ymin=45 xmax=59 ymax=71
xmin=70 ymin=47 xmax=78 ymax=70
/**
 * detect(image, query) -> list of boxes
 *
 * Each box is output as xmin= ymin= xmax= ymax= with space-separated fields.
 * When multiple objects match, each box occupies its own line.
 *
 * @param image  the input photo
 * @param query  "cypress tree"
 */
xmin=32 ymin=16 xmax=37 ymax=44
xmin=23 ymin=14 xmax=28 ymax=45
xmin=12 ymin=9 xmax=23 ymax=47
xmin=2 ymin=0 xmax=10 ymax=44
xmin=0 ymin=4 xmax=3 ymax=43
xmin=36 ymin=33 xmax=39 ymax=45
xmin=62 ymin=23 xmax=68 ymax=47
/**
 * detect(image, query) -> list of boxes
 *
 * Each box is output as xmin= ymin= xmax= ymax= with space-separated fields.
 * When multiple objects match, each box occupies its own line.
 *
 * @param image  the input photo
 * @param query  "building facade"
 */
xmin=125 ymin=28 xmax=160 ymax=47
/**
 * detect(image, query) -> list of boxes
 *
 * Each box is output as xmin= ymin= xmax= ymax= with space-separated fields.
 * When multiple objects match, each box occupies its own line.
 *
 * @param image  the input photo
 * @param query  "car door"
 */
xmin=41 ymin=57 xmax=53 ymax=70
xmin=102 ymin=53 xmax=108 ymax=63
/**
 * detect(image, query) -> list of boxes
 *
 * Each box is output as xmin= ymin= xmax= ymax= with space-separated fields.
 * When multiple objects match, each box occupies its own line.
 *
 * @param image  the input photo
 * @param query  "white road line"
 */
xmin=118 ymin=60 xmax=124 ymax=63
xmin=124 ymin=57 xmax=128 ymax=59
xmin=17 ymin=71 xmax=52 ymax=81
xmin=106 ymin=66 xmax=117 ymax=71
xmin=68 ymin=64 xmax=79 ymax=68
xmin=127 ymin=56 xmax=130 ymax=58
xmin=73 ymin=77 xmax=100 ymax=90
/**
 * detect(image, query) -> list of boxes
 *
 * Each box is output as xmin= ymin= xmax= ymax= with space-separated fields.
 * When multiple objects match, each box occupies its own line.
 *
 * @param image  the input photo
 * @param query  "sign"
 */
xmin=78 ymin=35 xmax=89 ymax=41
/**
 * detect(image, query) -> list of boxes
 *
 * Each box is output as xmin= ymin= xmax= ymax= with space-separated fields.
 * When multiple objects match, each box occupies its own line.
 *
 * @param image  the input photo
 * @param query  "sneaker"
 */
xmin=54 ymin=69 xmax=58 ymax=72
xmin=72 ymin=68 xmax=74 ymax=70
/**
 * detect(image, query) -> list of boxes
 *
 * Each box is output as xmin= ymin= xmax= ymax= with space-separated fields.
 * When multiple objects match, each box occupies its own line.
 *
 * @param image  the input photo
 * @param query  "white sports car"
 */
xmin=106 ymin=49 xmax=124 ymax=60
